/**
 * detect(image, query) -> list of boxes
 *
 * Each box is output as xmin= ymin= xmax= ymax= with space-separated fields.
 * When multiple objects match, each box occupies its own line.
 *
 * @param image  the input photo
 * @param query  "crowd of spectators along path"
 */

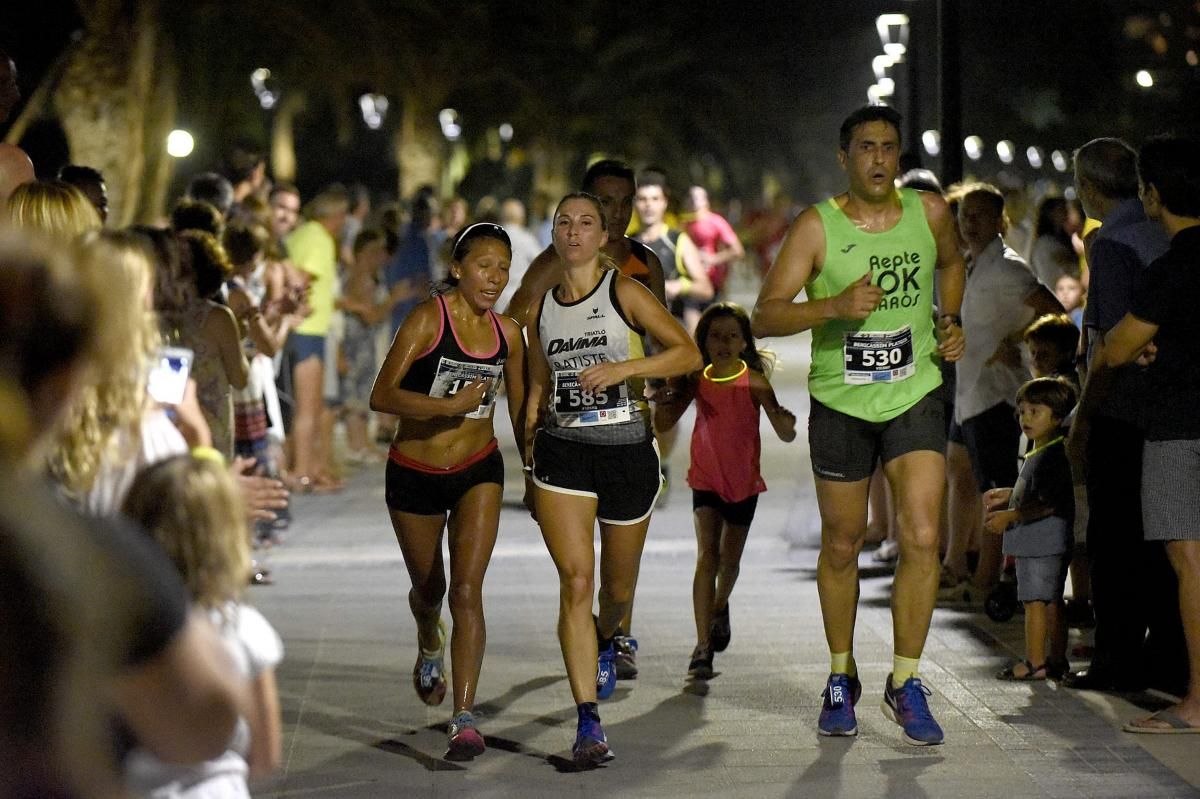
xmin=2 ymin=42 xmax=1200 ymax=795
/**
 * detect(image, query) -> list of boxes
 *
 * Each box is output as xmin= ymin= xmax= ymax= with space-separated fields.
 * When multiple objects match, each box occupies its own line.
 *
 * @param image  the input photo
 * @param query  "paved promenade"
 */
xmin=250 ymin=282 xmax=1199 ymax=799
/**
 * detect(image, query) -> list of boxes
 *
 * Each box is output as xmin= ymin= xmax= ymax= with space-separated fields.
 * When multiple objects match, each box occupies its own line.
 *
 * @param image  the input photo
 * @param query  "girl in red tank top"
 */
xmin=654 ymin=302 xmax=797 ymax=679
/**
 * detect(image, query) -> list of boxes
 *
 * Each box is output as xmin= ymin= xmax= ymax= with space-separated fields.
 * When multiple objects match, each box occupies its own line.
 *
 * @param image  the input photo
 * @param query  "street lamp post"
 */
xmin=938 ymin=0 xmax=963 ymax=184
xmin=877 ymin=12 xmax=920 ymax=168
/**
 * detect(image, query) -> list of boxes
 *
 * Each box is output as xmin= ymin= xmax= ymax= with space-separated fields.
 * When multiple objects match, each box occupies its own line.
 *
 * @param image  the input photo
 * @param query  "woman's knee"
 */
xmin=560 ymin=572 xmax=594 ymax=607
xmin=447 ymin=580 xmax=483 ymax=617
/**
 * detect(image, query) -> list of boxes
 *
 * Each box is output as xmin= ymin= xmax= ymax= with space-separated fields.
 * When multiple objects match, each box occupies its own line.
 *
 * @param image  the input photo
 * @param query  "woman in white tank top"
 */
xmin=524 ymin=193 xmax=701 ymax=765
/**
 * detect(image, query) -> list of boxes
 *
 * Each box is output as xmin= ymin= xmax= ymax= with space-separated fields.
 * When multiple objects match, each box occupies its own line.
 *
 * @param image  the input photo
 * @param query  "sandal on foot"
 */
xmin=1123 ymin=709 xmax=1200 ymax=734
xmin=996 ymin=660 xmax=1047 ymax=681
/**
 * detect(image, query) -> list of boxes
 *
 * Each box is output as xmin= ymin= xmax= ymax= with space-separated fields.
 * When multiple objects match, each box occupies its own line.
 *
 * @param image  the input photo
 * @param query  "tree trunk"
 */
xmin=136 ymin=56 xmax=177 ymax=224
xmin=528 ymin=138 xmax=570 ymax=202
xmin=394 ymin=94 xmax=441 ymax=200
xmin=52 ymin=1 xmax=164 ymax=227
xmin=270 ymin=90 xmax=305 ymax=184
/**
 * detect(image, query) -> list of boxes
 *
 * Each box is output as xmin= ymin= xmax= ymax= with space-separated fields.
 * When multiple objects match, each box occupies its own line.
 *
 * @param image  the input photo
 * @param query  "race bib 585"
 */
xmin=552 ymin=370 xmax=630 ymax=427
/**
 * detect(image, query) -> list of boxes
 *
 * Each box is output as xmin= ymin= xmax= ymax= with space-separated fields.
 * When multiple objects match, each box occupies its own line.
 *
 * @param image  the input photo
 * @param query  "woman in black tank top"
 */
xmin=369 ymin=223 xmax=527 ymax=760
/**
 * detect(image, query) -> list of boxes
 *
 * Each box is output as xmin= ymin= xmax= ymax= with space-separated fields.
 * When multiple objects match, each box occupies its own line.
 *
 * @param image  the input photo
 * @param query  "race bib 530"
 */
xmin=842 ymin=325 xmax=915 ymax=385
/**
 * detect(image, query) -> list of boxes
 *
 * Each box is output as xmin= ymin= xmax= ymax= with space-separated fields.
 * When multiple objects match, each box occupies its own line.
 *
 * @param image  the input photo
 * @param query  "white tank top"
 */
xmin=537 ymin=269 xmax=649 ymax=444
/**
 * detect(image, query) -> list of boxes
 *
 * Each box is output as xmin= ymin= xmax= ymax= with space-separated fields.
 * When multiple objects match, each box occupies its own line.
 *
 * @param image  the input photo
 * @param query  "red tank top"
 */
xmin=687 ymin=367 xmax=766 ymax=503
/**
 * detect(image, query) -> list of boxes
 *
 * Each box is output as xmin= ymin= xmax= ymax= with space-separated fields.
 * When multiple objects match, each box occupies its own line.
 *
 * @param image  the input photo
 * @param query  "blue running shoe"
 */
xmin=412 ymin=619 xmax=447 ymax=706
xmin=596 ymin=642 xmax=617 ymax=699
xmin=881 ymin=673 xmax=944 ymax=745
xmin=573 ymin=704 xmax=614 ymax=766
xmin=818 ymin=672 xmax=862 ymax=736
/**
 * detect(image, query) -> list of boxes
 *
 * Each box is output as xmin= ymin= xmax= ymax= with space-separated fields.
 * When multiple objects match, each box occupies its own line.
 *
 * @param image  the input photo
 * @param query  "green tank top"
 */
xmin=808 ymin=188 xmax=941 ymax=422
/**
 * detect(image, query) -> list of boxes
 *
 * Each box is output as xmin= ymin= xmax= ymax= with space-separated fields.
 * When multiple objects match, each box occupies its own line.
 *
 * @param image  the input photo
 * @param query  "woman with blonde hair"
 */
xmin=525 ymin=193 xmax=700 ymax=764
xmin=0 ymin=230 xmax=245 ymax=798
xmin=46 ymin=230 xmax=203 ymax=513
xmin=5 ymin=179 xmax=101 ymax=239
xmin=122 ymin=453 xmax=284 ymax=796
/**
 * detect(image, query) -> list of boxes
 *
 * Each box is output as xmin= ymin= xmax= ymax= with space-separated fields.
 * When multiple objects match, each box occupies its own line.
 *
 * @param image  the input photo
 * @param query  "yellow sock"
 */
xmin=892 ymin=655 xmax=921 ymax=686
xmin=830 ymin=651 xmax=857 ymax=677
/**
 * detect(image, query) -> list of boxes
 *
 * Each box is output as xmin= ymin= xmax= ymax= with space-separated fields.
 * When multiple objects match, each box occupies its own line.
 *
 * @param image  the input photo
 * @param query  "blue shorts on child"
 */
xmin=1004 ymin=516 xmax=1071 ymax=603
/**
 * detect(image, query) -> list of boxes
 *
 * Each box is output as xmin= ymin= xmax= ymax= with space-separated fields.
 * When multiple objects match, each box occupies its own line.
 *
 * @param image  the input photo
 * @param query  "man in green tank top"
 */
xmin=752 ymin=105 xmax=965 ymax=746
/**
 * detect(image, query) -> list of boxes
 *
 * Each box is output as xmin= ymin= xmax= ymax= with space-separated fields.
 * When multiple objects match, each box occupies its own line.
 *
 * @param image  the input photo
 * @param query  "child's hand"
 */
xmin=936 ymin=315 xmax=965 ymax=362
xmin=982 ymin=487 xmax=1013 ymax=511
xmin=983 ymin=509 xmax=1018 ymax=535
xmin=648 ymin=383 xmax=679 ymax=404
xmin=769 ymin=405 xmax=797 ymax=442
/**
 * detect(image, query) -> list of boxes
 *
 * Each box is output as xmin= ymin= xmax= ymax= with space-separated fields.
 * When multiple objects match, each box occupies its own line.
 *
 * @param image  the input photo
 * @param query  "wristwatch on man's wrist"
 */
xmin=939 ymin=313 xmax=962 ymax=327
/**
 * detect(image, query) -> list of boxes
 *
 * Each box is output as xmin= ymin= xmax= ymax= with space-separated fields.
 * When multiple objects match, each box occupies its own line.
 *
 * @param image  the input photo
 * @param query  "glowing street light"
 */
xmin=1026 ymin=146 xmax=1044 ymax=169
xmin=359 ymin=94 xmax=389 ymax=130
xmin=166 ymin=129 xmax=194 ymax=158
xmin=996 ymin=140 xmax=1015 ymax=165
xmin=867 ymin=85 xmax=886 ymax=105
xmin=439 ymin=108 xmax=462 ymax=141
xmin=964 ymin=135 xmax=983 ymax=161
xmin=1051 ymin=150 xmax=1069 ymax=172
xmin=251 ymin=67 xmax=278 ymax=110
xmin=872 ymin=54 xmax=895 ymax=80
xmin=876 ymin=77 xmax=896 ymax=97
xmin=876 ymin=14 xmax=910 ymax=62
xmin=1136 ymin=69 xmax=1154 ymax=88
xmin=498 ymin=123 xmax=514 ymax=143
xmin=921 ymin=130 xmax=941 ymax=156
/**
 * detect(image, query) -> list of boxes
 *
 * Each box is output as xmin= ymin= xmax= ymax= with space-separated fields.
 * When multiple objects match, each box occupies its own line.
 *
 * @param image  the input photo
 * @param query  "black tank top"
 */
xmin=637 ymin=229 xmax=682 ymax=280
xmin=399 ymin=295 xmax=509 ymax=418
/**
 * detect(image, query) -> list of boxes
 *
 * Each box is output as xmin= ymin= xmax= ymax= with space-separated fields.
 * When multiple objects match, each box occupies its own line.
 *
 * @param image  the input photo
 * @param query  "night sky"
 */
xmin=1 ymin=1 xmax=1195 ymax=204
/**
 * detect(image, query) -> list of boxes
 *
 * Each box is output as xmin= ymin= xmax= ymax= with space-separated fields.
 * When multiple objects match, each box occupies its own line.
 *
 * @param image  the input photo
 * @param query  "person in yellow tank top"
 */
xmin=752 ymin=105 xmax=965 ymax=746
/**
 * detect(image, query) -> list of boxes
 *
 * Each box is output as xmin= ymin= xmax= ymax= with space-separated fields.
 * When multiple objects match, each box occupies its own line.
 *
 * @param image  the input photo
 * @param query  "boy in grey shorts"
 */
xmin=983 ymin=377 xmax=1078 ymax=681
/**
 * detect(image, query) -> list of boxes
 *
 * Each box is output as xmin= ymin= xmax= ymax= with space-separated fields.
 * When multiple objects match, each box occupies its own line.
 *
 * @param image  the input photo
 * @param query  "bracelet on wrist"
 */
xmin=939 ymin=313 xmax=962 ymax=327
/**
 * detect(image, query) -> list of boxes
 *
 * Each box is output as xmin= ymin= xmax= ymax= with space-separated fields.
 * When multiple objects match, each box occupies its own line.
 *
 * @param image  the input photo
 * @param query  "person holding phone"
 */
xmin=369 ymin=223 xmax=526 ymax=760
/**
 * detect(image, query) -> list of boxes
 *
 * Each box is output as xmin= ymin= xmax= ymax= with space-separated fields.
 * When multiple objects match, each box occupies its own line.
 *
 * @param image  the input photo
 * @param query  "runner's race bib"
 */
xmin=842 ymin=325 xmax=915 ymax=384
xmin=552 ymin=370 xmax=630 ymax=427
xmin=430 ymin=357 xmax=503 ymax=419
